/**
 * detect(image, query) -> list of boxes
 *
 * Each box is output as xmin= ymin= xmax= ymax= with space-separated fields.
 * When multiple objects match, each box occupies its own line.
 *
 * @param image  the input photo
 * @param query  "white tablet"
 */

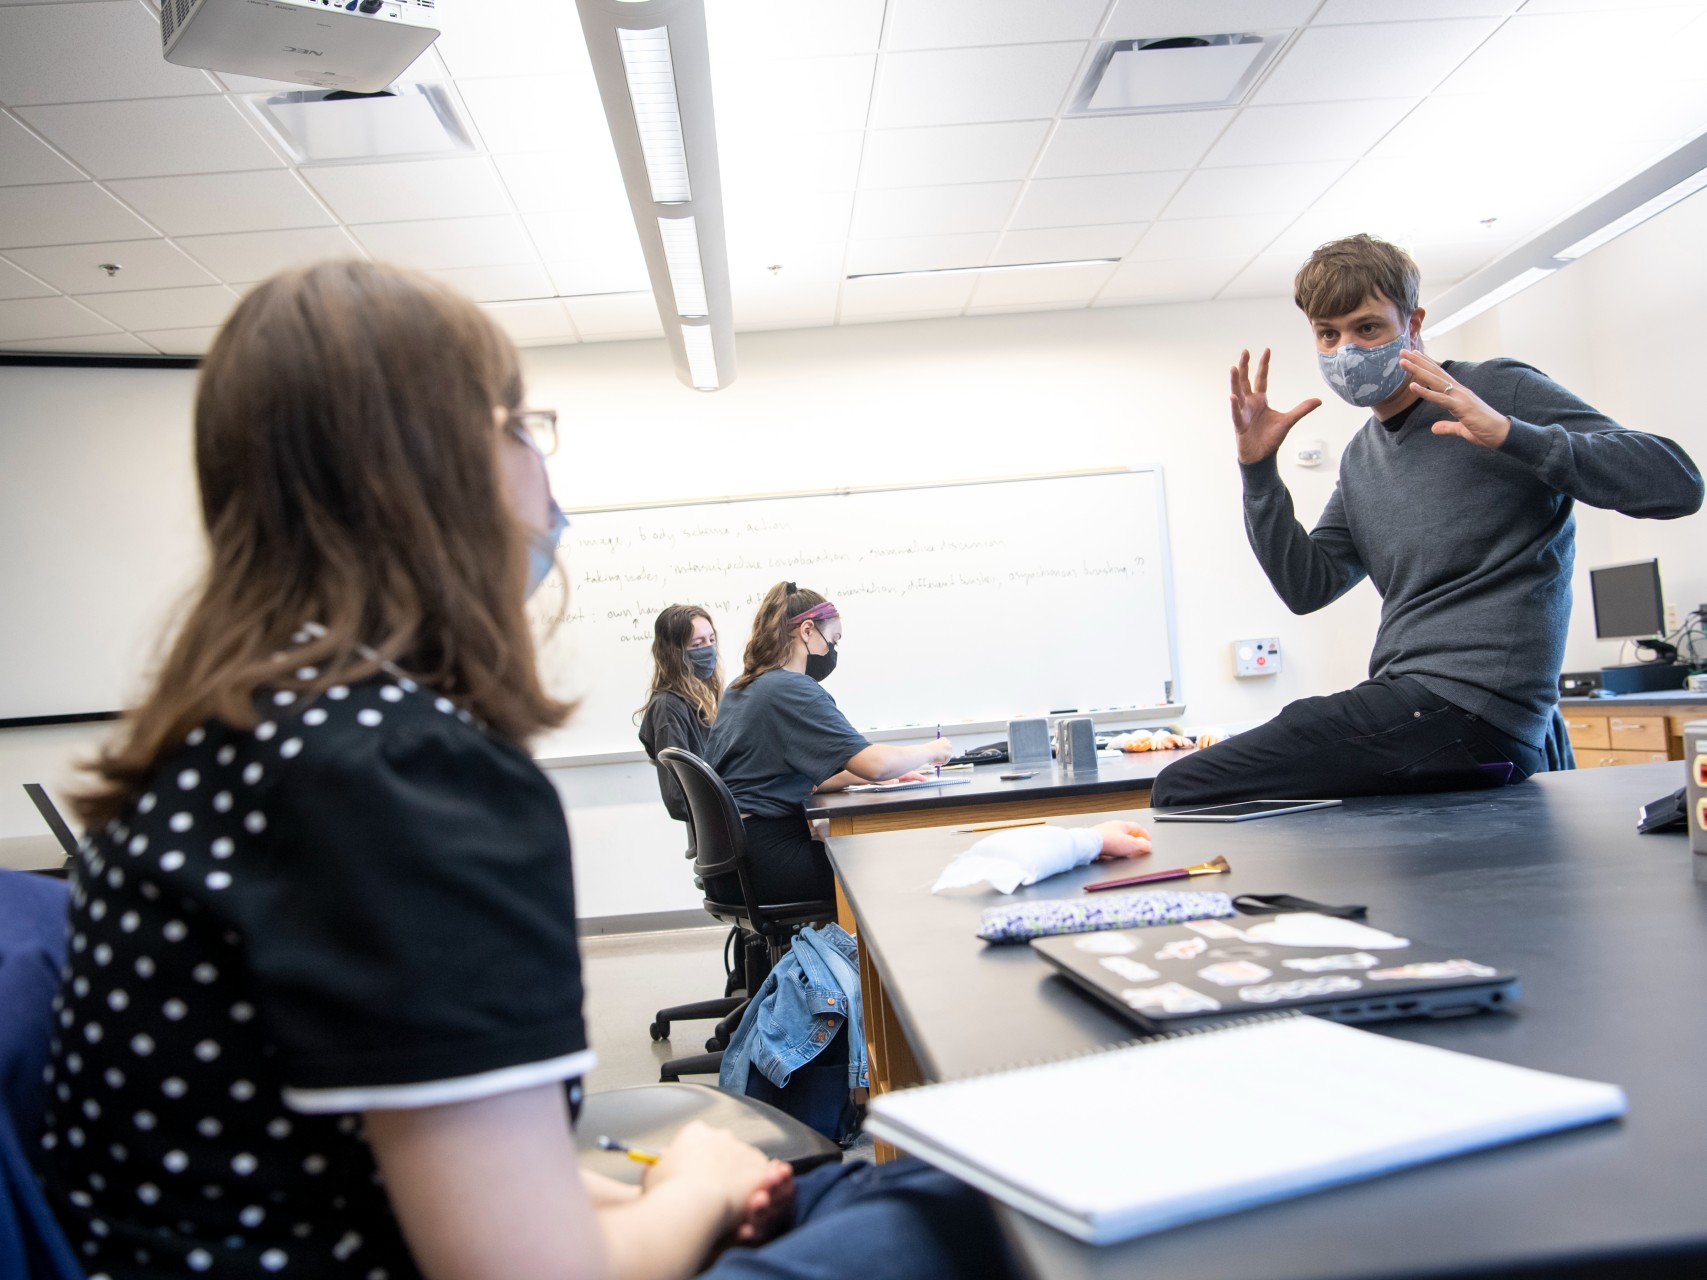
xmin=1151 ymin=799 xmax=1343 ymax=822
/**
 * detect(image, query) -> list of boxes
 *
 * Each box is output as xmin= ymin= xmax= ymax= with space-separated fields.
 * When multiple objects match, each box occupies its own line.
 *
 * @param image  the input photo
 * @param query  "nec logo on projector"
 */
xmin=283 ymin=47 xmax=324 ymax=57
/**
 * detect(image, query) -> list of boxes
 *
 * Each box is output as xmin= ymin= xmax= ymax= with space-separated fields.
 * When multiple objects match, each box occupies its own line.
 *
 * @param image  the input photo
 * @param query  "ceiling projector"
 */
xmin=161 ymin=0 xmax=442 ymax=93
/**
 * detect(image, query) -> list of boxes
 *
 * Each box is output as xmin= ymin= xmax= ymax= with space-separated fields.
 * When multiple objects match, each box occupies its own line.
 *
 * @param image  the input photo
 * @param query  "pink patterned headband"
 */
xmin=789 ymin=601 xmax=840 ymax=626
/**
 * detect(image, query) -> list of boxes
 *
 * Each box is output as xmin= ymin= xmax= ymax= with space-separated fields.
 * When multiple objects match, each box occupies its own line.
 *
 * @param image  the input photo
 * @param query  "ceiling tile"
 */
xmin=965 ymin=298 xmax=1090 ymax=316
xmin=735 ymin=310 xmax=840 ymax=333
xmin=481 ymin=299 xmax=577 ymax=345
xmin=104 ymin=171 xmax=335 ymax=237
xmin=0 ymin=257 xmax=54 ymax=299
xmin=1034 ymin=111 xmax=1234 ymax=179
xmin=0 ymin=114 xmax=82 ymax=186
xmin=840 ymin=272 xmax=976 ymax=316
xmin=708 ymin=0 xmax=884 ymax=58
xmin=1 ymin=332 xmax=157 ymax=355
xmin=0 ymin=183 xmax=157 ymax=248
xmin=871 ymin=44 xmax=1086 ymax=128
xmin=1096 ymin=255 xmax=1248 ymax=303
xmin=75 ymin=284 xmax=239 ymax=330
xmin=1434 ymin=8 xmax=1703 ymax=97
xmin=1163 ymin=161 xmax=1349 ymax=220
xmin=1104 ymin=0 xmax=1321 ymax=40
xmin=493 ymin=152 xmax=629 ymax=217
xmin=177 ymin=227 xmax=368 ymax=283
xmin=967 ymin=262 xmax=1115 ymax=308
xmin=845 ymin=232 xmax=998 ymax=275
xmin=1218 ymin=251 xmax=1309 ymax=299
xmin=5 ymin=239 xmax=216 ymax=294
xmin=433 ymin=1 xmax=595 ymax=80
xmin=423 ymin=263 xmax=556 ymax=304
xmin=1129 ymin=213 xmax=1291 ymax=261
xmin=992 ymin=223 xmax=1146 ymax=265
xmin=886 ymin=0 xmax=1108 ymax=50
xmin=724 ymin=192 xmax=856 ymax=259
xmin=302 ymin=157 xmax=513 ymax=225
xmin=841 ymin=308 xmax=965 ymax=326
xmin=353 ymin=216 xmax=537 ymax=272
xmin=1253 ymin=20 xmax=1501 ymax=104
xmin=542 ymin=246 xmax=652 ymax=297
xmin=1009 ymin=171 xmax=1184 ymax=229
xmin=859 ymin=121 xmax=1050 ymax=189
xmin=1314 ymin=0 xmax=1521 ymax=21
xmin=1266 ymin=202 xmax=1419 ymax=257
xmin=561 ymin=292 xmax=664 ymax=341
xmin=1204 ymin=100 xmax=1418 ymax=167
xmin=723 ymin=130 xmax=865 ymax=196
xmin=713 ymin=55 xmax=879 ymax=136
xmin=134 ymin=326 xmax=221 ymax=356
xmin=729 ymin=245 xmax=845 ymax=325
xmin=18 ymin=98 xmax=285 ymax=179
xmin=0 ymin=1 xmax=217 ymax=106
xmin=852 ymin=183 xmax=1019 ymax=238
xmin=0 ymin=294 xmax=117 ymax=342
xmin=455 ymin=76 xmax=609 ymax=156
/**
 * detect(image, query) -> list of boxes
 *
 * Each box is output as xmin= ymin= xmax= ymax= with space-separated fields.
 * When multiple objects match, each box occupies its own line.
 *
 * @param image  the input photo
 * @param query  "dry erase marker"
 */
xmin=596 ymin=1136 xmax=659 ymax=1165
xmin=935 ymin=724 xmax=942 ymax=777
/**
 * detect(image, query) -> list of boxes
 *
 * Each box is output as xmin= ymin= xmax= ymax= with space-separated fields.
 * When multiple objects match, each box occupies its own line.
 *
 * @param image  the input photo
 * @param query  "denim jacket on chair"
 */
xmin=719 ymin=924 xmax=867 ymax=1093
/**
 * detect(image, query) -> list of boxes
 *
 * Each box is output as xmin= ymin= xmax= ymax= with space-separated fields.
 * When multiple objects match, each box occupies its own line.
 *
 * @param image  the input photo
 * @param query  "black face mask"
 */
xmin=805 ymin=640 xmax=838 ymax=683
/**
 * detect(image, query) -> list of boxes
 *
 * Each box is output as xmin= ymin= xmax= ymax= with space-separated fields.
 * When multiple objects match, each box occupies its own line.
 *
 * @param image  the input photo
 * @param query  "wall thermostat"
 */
xmin=1234 ymin=637 xmax=1281 ymax=678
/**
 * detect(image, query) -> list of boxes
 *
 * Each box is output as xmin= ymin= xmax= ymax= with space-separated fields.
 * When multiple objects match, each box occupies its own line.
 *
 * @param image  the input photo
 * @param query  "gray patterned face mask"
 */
xmin=1317 ymin=335 xmax=1410 ymax=408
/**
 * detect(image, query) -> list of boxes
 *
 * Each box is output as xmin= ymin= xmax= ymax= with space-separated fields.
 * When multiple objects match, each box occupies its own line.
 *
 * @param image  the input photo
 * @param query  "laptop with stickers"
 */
xmin=1031 ymin=912 xmax=1518 ymax=1031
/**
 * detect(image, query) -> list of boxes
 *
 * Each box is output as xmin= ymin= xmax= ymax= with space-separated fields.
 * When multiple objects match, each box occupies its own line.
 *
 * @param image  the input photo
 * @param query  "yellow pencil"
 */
xmin=957 ymin=819 xmax=1047 ymax=833
xmin=597 ymin=1136 xmax=659 ymax=1164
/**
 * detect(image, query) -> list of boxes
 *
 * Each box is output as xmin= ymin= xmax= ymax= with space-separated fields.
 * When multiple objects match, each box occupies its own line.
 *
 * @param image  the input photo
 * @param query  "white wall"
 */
xmin=1431 ymin=187 xmax=1707 ymax=676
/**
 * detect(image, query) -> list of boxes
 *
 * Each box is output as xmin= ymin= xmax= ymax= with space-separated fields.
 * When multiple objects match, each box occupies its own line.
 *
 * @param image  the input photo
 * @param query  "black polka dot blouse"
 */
xmin=38 ymin=670 xmax=592 ymax=1279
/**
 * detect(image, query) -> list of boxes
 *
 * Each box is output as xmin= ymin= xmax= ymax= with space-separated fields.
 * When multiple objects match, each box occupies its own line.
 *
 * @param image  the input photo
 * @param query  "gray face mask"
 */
xmin=1317 ymin=334 xmax=1410 ymax=408
xmin=687 ymin=645 xmax=717 ymax=680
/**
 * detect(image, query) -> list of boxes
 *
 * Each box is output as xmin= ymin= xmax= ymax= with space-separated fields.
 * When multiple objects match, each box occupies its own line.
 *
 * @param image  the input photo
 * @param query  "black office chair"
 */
xmin=652 ymin=749 xmax=837 ymax=1082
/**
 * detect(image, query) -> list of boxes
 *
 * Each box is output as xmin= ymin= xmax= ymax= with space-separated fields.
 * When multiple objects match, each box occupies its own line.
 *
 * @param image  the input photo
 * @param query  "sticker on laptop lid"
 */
xmin=1241 ymin=913 xmax=1409 ymax=950
xmin=1121 ymin=982 xmax=1221 ymax=1015
xmin=1198 ymin=960 xmax=1272 ymax=987
xmin=1282 ymin=951 xmax=1380 ymax=972
xmin=1074 ymin=932 xmax=1139 ymax=955
xmin=1238 ymin=975 xmax=1363 ymax=1003
xmin=1100 ymin=957 xmax=1161 ymax=984
xmin=1183 ymin=919 xmax=1245 ymax=940
xmin=1155 ymin=936 xmax=1208 ymax=961
xmin=1368 ymin=959 xmax=1498 ymax=981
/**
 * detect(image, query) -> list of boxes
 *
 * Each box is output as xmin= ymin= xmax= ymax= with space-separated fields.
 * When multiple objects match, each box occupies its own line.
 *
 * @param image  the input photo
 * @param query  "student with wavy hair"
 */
xmin=638 ymin=603 xmax=723 ymax=825
xmin=37 ymin=260 xmax=1017 ymax=1280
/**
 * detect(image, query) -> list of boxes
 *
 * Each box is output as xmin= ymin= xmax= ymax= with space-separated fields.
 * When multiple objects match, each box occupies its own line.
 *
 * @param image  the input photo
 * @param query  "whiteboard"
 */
xmin=528 ymin=469 xmax=1180 ymax=762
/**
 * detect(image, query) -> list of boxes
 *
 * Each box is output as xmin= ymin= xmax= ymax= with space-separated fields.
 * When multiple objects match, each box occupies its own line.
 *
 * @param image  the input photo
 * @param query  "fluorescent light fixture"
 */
xmin=1422 ymin=129 xmax=1707 ymax=341
xmin=1554 ymin=167 xmax=1707 ymax=261
xmin=680 ymin=323 xmax=718 ymax=390
xmin=1072 ymin=33 xmax=1288 ymax=115
xmin=578 ymin=0 xmax=735 ymax=391
xmin=658 ymin=216 xmax=708 ymax=316
xmin=1422 ymin=267 xmax=1555 ymax=340
xmin=617 ymin=26 xmax=691 ymax=204
xmin=848 ymin=258 xmax=1122 ymax=281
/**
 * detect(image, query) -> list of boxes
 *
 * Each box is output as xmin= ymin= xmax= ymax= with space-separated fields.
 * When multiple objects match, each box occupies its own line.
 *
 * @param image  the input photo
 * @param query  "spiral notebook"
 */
xmin=864 ymin=1015 xmax=1624 ymax=1246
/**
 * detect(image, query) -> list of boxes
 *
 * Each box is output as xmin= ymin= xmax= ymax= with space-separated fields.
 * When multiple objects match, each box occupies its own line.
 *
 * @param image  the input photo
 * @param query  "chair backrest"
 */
xmin=656 ymin=749 xmax=835 ymax=948
xmin=0 ymin=870 xmax=85 ymax=1279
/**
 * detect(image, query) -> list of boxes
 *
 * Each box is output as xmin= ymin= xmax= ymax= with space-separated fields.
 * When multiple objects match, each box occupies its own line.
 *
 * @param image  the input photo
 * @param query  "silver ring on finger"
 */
xmin=1441 ymin=381 xmax=1455 ymax=393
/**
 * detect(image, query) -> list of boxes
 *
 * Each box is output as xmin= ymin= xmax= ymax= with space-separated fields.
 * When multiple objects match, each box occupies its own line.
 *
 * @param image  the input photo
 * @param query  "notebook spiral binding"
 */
xmin=932 ymin=1010 xmax=1303 ymax=1087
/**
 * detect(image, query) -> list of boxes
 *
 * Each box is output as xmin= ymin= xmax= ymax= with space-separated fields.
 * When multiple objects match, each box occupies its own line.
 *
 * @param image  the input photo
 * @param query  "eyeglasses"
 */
xmin=505 ymin=408 xmax=559 ymax=457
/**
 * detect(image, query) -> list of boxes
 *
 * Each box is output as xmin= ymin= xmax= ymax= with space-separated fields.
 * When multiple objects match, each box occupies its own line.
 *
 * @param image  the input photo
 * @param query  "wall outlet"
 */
xmin=1233 ymin=637 xmax=1282 ymax=678
xmin=1666 ymin=601 xmax=1680 ymax=631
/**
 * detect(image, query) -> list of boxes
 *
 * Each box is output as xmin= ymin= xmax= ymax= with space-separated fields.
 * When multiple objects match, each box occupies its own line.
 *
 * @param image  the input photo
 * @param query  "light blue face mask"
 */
xmin=526 ymin=502 xmax=568 ymax=597
xmin=687 ymin=645 xmax=717 ymax=680
xmin=1317 ymin=334 xmax=1411 ymax=408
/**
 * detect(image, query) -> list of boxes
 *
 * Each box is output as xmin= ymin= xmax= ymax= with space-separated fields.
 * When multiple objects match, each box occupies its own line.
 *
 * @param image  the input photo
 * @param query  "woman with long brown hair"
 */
xmin=637 ymin=604 xmax=721 ymax=825
xmin=37 ymin=260 xmax=1015 ymax=1280
xmin=705 ymin=582 xmax=955 ymax=906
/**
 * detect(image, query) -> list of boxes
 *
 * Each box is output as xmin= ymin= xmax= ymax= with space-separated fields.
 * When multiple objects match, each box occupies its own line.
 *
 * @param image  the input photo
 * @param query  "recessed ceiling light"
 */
xmin=1071 ymin=33 xmax=1288 ymax=115
xmin=243 ymin=82 xmax=476 ymax=164
xmin=847 ymin=259 xmax=1120 ymax=282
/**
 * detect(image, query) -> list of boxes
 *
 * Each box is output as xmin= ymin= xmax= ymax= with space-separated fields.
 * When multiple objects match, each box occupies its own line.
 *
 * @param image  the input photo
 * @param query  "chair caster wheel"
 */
xmin=705 ymin=1036 xmax=721 ymax=1052
xmin=649 ymin=1021 xmax=669 ymax=1041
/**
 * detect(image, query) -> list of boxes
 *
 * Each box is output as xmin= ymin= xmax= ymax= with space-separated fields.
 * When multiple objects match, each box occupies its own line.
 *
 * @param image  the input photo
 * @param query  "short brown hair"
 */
xmin=1294 ymin=234 xmax=1420 ymax=321
xmin=78 ymin=260 xmax=569 ymax=826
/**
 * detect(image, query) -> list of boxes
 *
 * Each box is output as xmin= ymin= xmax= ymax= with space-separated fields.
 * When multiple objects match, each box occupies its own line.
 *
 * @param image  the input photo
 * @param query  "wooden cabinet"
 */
xmin=1563 ymin=716 xmax=1610 ymax=751
xmin=1581 ymin=750 xmax=1672 ymax=768
xmin=1558 ymin=700 xmax=1706 ymax=769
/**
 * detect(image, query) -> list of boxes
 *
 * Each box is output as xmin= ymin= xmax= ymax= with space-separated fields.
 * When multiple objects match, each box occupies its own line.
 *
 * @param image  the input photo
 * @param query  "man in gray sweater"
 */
xmin=1152 ymin=234 xmax=1703 ymax=806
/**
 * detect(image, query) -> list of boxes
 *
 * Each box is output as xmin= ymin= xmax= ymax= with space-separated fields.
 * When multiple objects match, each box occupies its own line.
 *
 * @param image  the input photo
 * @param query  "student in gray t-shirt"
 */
xmin=1152 ymin=234 xmax=1703 ymax=807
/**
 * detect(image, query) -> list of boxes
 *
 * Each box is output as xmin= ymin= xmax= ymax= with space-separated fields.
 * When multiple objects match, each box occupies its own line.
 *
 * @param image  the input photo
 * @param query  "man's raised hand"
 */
xmin=1230 ymin=348 xmax=1322 ymax=465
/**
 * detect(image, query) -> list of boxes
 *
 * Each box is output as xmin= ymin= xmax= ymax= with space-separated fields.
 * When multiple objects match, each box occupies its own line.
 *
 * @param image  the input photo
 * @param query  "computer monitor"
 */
xmin=1589 ymin=559 xmax=1665 ymax=640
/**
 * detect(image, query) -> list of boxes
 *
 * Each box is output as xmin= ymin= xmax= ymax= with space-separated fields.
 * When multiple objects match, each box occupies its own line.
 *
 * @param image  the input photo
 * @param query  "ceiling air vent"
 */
xmin=1071 ymin=32 xmax=1288 ymax=115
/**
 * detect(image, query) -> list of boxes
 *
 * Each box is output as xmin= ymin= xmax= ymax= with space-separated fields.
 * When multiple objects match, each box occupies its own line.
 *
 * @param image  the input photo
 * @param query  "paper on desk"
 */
xmin=844 ymin=776 xmax=974 ymax=793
